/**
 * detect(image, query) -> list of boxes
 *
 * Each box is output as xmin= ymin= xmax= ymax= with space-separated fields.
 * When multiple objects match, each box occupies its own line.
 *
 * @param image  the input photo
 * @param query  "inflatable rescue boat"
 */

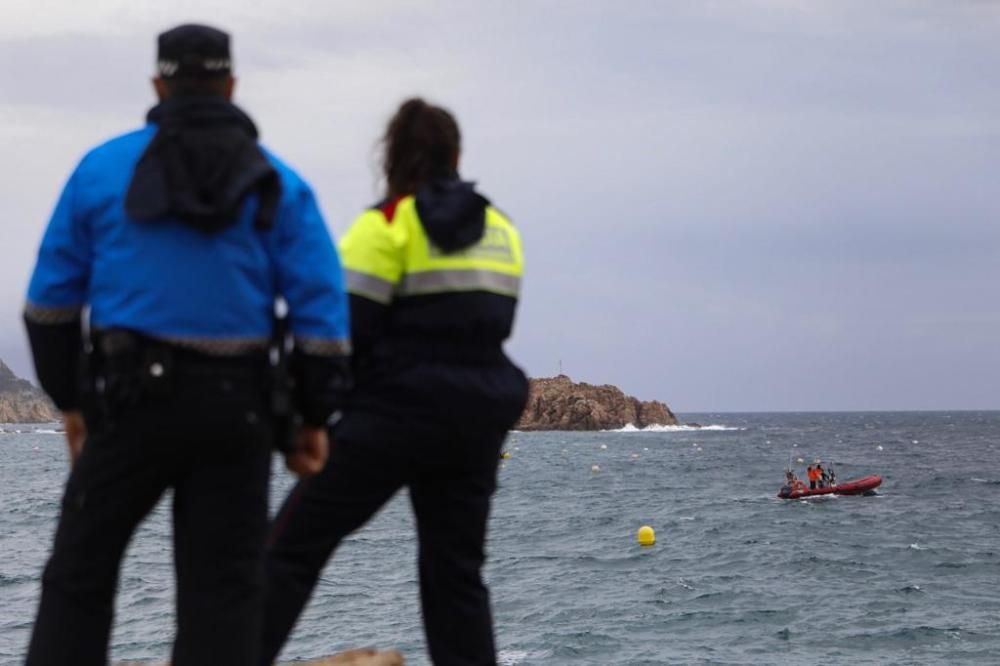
xmin=778 ymin=474 xmax=882 ymax=499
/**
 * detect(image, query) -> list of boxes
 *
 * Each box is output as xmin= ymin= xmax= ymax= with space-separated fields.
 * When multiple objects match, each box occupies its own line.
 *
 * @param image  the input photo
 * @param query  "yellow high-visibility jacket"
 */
xmin=339 ymin=181 xmax=524 ymax=376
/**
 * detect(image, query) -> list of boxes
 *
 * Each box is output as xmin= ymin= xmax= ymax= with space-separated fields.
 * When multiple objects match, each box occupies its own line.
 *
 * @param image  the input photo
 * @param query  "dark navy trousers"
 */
xmin=259 ymin=407 xmax=507 ymax=666
xmin=26 ymin=366 xmax=273 ymax=666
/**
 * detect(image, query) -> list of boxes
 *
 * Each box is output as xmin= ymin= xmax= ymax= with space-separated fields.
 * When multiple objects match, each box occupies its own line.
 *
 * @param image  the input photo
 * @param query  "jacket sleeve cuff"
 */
xmin=291 ymin=349 xmax=352 ymax=427
xmin=23 ymin=312 xmax=83 ymax=411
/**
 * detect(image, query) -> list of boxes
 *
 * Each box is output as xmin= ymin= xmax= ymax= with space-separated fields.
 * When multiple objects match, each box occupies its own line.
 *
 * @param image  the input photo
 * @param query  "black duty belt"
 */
xmin=85 ymin=329 xmax=268 ymax=417
xmin=93 ymin=329 xmax=266 ymax=374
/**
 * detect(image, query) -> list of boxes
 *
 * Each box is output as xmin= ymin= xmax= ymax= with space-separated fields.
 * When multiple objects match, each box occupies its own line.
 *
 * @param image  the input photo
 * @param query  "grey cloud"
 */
xmin=3 ymin=1 xmax=999 ymax=410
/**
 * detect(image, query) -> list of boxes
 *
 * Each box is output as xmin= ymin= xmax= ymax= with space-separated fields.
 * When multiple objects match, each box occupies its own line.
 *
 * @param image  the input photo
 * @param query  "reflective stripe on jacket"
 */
xmin=341 ymin=195 xmax=523 ymax=306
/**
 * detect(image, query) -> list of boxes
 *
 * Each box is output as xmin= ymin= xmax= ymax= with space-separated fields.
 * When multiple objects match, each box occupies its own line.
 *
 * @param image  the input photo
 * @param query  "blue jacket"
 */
xmin=26 ymin=124 xmax=349 ymax=348
xmin=25 ymin=123 xmax=350 ymax=419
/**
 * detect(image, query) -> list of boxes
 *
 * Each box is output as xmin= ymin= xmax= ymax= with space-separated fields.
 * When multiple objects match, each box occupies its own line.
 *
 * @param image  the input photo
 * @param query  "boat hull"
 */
xmin=777 ymin=474 xmax=882 ymax=499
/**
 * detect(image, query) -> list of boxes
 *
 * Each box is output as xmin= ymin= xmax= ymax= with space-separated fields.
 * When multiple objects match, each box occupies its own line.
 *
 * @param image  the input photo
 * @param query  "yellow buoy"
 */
xmin=637 ymin=525 xmax=656 ymax=546
xmin=501 ymin=451 xmax=512 ymax=459
xmin=591 ymin=464 xmax=601 ymax=473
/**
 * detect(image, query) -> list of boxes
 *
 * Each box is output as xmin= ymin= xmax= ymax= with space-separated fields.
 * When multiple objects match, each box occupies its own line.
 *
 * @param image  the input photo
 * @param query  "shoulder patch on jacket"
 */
xmin=377 ymin=195 xmax=405 ymax=224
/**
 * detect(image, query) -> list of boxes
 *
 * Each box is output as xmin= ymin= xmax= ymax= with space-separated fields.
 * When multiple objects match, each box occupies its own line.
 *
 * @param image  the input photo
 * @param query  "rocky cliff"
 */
xmin=515 ymin=375 xmax=677 ymax=431
xmin=0 ymin=359 xmax=59 ymax=423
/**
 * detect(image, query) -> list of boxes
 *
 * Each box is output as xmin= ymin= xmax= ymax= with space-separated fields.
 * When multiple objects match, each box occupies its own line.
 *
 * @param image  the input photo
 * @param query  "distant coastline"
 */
xmin=0 ymin=359 xmax=58 ymax=423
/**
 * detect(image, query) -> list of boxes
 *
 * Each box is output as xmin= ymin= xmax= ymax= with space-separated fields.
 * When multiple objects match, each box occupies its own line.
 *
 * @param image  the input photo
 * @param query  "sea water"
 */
xmin=1 ymin=412 xmax=998 ymax=665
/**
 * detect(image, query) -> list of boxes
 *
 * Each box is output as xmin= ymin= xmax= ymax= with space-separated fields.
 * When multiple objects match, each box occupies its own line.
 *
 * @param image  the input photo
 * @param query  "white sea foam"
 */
xmin=498 ymin=650 xmax=532 ymax=665
xmin=0 ymin=426 xmax=62 ymax=435
xmin=799 ymin=493 xmax=837 ymax=503
xmin=605 ymin=423 xmax=743 ymax=433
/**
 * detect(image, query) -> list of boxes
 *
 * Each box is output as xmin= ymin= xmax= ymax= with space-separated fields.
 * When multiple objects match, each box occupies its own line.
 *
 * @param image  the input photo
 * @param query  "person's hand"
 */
xmin=62 ymin=410 xmax=87 ymax=467
xmin=284 ymin=425 xmax=329 ymax=477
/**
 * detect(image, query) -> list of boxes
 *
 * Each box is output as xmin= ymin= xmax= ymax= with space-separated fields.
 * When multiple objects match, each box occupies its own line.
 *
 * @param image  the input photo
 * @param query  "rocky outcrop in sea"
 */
xmin=515 ymin=374 xmax=677 ymax=431
xmin=0 ymin=359 xmax=58 ymax=423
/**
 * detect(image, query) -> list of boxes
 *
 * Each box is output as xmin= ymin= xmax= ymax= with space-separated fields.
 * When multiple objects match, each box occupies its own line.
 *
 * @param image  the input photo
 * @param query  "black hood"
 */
xmin=414 ymin=178 xmax=489 ymax=252
xmin=126 ymin=97 xmax=280 ymax=232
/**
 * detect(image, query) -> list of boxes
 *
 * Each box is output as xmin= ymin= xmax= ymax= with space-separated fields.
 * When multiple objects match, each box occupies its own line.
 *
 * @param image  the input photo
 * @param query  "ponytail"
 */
xmin=381 ymin=97 xmax=461 ymax=199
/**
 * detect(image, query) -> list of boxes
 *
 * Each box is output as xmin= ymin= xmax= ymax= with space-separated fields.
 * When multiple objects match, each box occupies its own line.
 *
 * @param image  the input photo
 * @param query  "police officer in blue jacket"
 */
xmin=23 ymin=24 xmax=350 ymax=665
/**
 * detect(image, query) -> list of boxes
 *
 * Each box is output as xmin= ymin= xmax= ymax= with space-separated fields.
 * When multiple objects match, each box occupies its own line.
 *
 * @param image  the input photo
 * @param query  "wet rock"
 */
xmin=515 ymin=375 xmax=677 ymax=431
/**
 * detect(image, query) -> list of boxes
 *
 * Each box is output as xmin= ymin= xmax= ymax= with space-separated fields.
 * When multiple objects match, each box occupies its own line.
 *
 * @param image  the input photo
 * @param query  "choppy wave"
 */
xmin=606 ymin=423 xmax=744 ymax=432
xmin=498 ymin=649 xmax=533 ymax=665
xmin=0 ymin=426 xmax=62 ymax=435
xmin=970 ymin=477 xmax=1000 ymax=485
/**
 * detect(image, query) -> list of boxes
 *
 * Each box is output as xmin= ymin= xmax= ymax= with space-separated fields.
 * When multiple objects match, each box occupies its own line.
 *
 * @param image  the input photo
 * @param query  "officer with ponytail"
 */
xmin=260 ymin=98 xmax=528 ymax=665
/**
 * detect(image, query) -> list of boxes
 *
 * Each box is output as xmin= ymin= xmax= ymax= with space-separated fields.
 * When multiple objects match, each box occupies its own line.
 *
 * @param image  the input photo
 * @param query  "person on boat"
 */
xmin=827 ymin=466 xmax=837 ymax=486
xmin=783 ymin=470 xmax=806 ymax=495
xmin=816 ymin=463 xmax=827 ymax=488
xmin=807 ymin=465 xmax=819 ymax=489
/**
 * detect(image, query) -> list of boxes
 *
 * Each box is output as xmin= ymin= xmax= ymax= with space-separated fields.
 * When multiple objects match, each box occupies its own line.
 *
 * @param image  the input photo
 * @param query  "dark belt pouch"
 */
xmin=95 ymin=330 xmax=141 ymax=416
xmin=93 ymin=329 xmax=176 ymax=415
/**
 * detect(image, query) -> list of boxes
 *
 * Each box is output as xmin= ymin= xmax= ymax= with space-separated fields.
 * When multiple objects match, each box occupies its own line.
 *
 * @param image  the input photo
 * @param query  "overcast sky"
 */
xmin=2 ymin=0 xmax=998 ymax=411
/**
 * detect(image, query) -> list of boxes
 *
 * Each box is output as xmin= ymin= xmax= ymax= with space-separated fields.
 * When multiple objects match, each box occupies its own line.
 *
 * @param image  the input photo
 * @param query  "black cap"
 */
xmin=157 ymin=24 xmax=232 ymax=79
